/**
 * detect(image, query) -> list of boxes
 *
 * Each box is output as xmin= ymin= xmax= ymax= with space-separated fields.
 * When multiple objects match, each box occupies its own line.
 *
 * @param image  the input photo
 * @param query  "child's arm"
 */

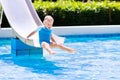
xmin=27 ymin=30 xmax=37 ymax=39
xmin=25 ymin=28 xmax=40 ymax=43
xmin=25 ymin=30 xmax=37 ymax=43
xmin=26 ymin=27 xmax=41 ymax=39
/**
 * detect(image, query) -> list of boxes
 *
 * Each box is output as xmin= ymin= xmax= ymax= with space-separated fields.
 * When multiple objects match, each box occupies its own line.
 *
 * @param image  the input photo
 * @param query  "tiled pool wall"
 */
xmin=0 ymin=25 xmax=120 ymax=38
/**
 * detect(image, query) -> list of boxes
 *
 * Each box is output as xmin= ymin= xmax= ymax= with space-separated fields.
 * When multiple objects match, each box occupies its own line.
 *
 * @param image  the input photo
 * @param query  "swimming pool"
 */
xmin=0 ymin=35 xmax=120 ymax=80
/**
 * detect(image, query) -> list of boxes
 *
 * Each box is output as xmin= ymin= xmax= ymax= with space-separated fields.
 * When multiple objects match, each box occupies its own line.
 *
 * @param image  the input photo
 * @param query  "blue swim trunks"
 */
xmin=36 ymin=26 xmax=52 ymax=45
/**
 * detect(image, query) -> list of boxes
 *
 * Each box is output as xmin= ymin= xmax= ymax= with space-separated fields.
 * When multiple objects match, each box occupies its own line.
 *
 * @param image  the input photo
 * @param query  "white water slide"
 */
xmin=0 ymin=0 xmax=64 ymax=47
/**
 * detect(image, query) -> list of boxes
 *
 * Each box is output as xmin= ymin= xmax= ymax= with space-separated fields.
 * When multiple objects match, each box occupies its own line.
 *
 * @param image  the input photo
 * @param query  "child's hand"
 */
xmin=25 ymin=37 xmax=29 ymax=43
xmin=25 ymin=39 xmax=27 ymax=42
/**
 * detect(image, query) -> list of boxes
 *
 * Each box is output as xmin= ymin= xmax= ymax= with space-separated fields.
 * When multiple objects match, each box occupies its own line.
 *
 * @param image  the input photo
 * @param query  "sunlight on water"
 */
xmin=0 ymin=36 xmax=120 ymax=80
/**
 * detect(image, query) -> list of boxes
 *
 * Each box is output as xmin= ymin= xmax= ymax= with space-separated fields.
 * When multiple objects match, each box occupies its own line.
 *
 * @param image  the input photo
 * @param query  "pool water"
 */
xmin=0 ymin=35 xmax=120 ymax=80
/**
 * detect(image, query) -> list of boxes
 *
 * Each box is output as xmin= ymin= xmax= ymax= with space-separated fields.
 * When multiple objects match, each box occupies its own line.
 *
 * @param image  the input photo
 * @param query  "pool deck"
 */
xmin=0 ymin=25 xmax=120 ymax=38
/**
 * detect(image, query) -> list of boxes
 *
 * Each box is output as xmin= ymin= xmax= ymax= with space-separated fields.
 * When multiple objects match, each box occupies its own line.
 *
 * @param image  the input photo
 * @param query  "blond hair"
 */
xmin=44 ymin=15 xmax=54 ymax=22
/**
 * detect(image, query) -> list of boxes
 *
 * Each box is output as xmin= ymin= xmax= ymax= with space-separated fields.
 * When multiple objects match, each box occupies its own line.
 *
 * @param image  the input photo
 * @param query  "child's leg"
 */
xmin=41 ymin=42 xmax=56 ymax=54
xmin=50 ymin=43 xmax=75 ymax=53
xmin=57 ymin=44 xmax=76 ymax=53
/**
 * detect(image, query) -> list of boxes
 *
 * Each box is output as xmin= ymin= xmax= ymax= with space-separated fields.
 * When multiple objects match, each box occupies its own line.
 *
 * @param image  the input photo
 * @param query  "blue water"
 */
xmin=0 ymin=35 xmax=120 ymax=80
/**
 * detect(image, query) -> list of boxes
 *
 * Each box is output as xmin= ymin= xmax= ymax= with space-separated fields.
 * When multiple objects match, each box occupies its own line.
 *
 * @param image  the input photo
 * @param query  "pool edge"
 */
xmin=0 ymin=25 xmax=120 ymax=38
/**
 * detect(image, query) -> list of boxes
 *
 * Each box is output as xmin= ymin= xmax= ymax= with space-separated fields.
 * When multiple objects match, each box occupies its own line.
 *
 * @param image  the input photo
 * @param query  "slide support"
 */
xmin=11 ymin=38 xmax=43 ymax=56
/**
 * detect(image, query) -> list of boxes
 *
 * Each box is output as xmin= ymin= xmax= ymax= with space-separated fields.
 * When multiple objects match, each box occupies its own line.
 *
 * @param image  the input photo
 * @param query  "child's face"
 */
xmin=43 ymin=16 xmax=54 ymax=29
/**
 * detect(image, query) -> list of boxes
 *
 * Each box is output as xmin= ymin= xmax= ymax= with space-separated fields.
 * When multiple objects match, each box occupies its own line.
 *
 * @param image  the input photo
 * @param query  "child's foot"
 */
xmin=68 ymin=49 xmax=76 ymax=54
xmin=49 ymin=50 xmax=56 ymax=54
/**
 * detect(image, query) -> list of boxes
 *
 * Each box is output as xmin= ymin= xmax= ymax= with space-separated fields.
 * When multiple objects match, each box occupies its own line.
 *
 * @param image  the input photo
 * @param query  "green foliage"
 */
xmin=33 ymin=1 xmax=120 ymax=26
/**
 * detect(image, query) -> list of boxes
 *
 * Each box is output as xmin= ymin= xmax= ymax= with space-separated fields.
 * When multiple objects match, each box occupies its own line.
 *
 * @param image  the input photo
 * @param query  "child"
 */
xmin=26 ymin=15 xmax=75 ymax=54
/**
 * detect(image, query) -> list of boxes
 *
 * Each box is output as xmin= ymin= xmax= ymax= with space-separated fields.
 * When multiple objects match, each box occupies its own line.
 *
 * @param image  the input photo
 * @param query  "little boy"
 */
xmin=26 ymin=15 xmax=75 ymax=54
